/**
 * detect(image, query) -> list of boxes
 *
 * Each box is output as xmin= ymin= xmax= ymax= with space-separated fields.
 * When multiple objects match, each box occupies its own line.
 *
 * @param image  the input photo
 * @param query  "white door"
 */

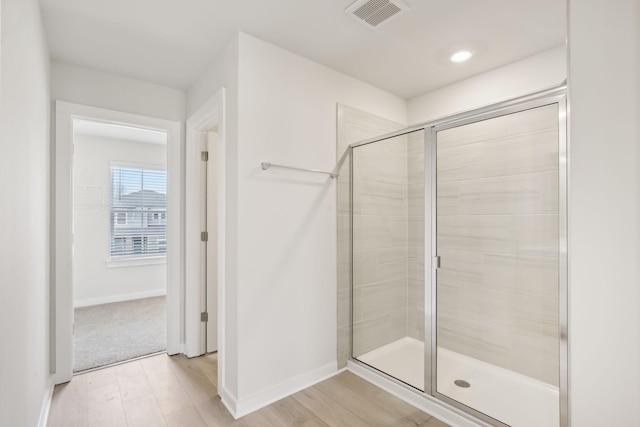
xmin=190 ymin=127 xmax=219 ymax=357
xmin=206 ymin=131 xmax=218 ymax=353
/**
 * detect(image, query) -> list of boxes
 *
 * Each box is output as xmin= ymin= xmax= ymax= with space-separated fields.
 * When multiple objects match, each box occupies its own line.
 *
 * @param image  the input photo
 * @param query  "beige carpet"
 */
xmin=73 ymin=296 xmax=166 ymax=372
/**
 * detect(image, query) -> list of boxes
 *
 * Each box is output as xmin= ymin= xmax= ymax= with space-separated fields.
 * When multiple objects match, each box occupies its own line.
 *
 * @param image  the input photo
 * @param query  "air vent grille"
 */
xmin=346 ymin=0 xmax=409 ymax=28
xmin=352 ymin=0 xmax=388 ymax=20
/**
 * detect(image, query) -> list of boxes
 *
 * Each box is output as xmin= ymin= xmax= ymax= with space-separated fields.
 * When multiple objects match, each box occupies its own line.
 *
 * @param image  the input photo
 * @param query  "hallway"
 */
xmin=48 ymin=353 xmax=449 ymax=426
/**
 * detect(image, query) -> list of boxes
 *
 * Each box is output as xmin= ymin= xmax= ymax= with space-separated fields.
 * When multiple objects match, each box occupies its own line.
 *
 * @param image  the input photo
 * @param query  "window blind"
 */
xmin=110 ymin=166 xmax=167 ymax=258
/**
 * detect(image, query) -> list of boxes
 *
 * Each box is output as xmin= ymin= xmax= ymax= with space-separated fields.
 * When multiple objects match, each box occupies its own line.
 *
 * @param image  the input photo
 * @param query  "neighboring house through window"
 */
xmin=111 ymin=165 xmax=167 ymax=258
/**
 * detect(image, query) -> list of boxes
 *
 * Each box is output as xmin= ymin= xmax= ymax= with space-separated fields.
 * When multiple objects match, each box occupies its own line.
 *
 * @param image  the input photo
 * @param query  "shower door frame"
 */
xmin=427 ymin=91 xmax=568 ymax=427
xmin=348 ymin=85 xmax=568 ymax=427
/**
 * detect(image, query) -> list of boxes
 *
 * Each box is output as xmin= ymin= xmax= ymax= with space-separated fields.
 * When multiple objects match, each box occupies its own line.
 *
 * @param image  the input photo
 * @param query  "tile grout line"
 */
xmin=436 ymin=169 xmax=560 ymax=184
xmin=436 ymin=125 xmax=559 ymax=152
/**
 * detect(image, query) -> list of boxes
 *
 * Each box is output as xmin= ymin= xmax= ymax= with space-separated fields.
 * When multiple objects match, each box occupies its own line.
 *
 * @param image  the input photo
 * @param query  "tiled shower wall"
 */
xmin=337 ymin=103 xmax=559 ymax=386
xmin=436 ymin=104 xmax=560 ymax=386
xmin=336 ymin=105 xmax=405 ymax=367
xmin=407 ymin=131 xmax=425 ymax=341
xmin=351 ymin=134 xmax=410 ymax=357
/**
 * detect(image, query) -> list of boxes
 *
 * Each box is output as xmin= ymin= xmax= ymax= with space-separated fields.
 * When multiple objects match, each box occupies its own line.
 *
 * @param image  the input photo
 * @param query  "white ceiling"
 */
xmin=73 ymin=119 xmax=167 ymax=145
xmin=39 ymin=0 xmax=566 ymax=99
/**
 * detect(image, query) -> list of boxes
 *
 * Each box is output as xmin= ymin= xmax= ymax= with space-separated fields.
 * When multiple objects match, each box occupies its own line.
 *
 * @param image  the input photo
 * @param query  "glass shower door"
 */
xmin=351 ymin=129 xmax=426 ymax=391
xmin=433 ymin=104 xmax=562 ymax=427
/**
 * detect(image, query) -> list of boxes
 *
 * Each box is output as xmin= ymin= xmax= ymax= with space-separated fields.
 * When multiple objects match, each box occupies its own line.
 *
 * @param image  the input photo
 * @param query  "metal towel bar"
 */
xmin=261 ymin=162 xmax=339 ymax=178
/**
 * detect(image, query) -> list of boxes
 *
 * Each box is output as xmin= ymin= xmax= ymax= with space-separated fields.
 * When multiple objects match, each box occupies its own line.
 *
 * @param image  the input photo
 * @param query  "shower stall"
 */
xmin=343 ymin=88 xmax=567 ymax=427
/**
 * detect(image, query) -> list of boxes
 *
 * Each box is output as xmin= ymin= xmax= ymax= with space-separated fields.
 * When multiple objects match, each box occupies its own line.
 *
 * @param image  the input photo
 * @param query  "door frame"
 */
xmin=184 ymin=89 xmax=226 ymax=390
xmin=428 ymin=91 xmax=568 ymax=427
xmin=52 ymin=101 xmax=182 ymax=384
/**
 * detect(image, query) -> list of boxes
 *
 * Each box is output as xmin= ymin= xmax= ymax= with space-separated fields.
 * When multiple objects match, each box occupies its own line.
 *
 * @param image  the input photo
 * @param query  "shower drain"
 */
xmin=454 ymin=379 xmax=471 ymax=388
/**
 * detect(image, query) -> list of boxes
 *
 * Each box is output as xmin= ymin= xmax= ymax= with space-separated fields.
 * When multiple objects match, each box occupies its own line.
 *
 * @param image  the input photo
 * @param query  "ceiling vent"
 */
xmin=346 ymin=0 xmax=409 ymax=29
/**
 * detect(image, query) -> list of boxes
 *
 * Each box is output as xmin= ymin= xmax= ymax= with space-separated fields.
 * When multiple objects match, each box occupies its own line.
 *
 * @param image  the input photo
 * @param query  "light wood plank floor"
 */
xmin=48 ymin=353 xmax=450 ymax=427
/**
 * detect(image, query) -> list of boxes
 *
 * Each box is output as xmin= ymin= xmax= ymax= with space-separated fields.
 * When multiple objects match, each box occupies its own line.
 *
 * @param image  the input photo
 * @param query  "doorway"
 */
xmin=71 ymin=119 xmax=169 ymax=372
xmin=184 ymin=90 xmax=226 ymax=397
xmin=53 ymin=102 xmax=182 ymax=384
xmin=198 ymin=128 xmax=219 ymax=355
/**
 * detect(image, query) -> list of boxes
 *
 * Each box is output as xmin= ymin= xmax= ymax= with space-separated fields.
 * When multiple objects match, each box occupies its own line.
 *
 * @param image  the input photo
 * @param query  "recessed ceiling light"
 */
xmin=450 ymin=50 xmax=473 ymax=63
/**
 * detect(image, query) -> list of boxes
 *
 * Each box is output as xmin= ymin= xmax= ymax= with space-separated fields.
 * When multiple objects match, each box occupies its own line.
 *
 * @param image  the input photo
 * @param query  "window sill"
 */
xmin=106 ymin=256 xmax=167 ymax=269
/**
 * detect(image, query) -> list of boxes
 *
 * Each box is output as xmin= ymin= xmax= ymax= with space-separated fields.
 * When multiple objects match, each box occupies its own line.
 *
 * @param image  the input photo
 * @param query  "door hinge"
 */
xmin=432 ymin=256 xmax=441 ymax=270
xmin=201 ymin=231 xmax=208 ymax=242
xmin=201 ymin=312 xmax=208 ymax=322
xmin=201 ymin=151 xmax=209 ymax=161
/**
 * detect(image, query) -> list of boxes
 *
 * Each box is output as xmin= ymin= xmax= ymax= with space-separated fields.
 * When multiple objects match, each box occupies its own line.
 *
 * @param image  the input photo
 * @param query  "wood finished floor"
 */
xmin=48 ymin=353 xmax=450 ymax=427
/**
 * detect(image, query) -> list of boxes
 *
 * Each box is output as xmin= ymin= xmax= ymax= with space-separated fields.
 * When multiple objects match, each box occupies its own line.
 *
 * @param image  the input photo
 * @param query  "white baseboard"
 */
xmin=220 ymin=387 xmax=238 ymax=418
xmin=74 ymin=289 xmax=166 ymax=308
xmin=347 ymin=361 xmax=490 ymax=427
xmin=38 ymin=378 xmax=54 ymax=427
xmin=232 ymin=362 xmax=338 ymax=419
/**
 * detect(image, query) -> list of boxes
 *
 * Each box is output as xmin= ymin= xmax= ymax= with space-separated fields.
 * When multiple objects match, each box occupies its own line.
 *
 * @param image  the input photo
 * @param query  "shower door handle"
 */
xmin=432 ymin=256 xmax=441 ymax=270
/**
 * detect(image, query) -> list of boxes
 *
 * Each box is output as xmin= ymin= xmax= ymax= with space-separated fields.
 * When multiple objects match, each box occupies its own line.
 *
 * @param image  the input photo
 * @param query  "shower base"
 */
xmin=357 ymin=338 xmax=559 ymax=427
xmin=358 ymin=337 xmax=425 ymax=390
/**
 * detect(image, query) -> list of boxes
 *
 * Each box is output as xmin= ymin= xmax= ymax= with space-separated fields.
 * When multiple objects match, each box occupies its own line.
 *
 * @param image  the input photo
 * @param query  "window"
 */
xmin=116 ymin=212 xmax=127 ymax=225
xmin=111 ymin=166 xmax=167 ymax=258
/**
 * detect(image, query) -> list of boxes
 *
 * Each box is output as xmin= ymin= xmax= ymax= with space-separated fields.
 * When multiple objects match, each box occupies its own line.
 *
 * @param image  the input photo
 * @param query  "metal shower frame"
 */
xmin=348 ymin=85 xmax=569 ymax=427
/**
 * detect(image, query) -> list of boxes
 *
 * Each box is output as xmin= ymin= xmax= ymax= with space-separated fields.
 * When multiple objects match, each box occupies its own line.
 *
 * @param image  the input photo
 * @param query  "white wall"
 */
xmin=0 ymin=0 xmax=52 ymax=425
xmin=568 ymin=1 xmax=640 ymax=425
xmin=51 ymin=61 xmax=186 ymax=122
xmin=232 ymin=32 xmax=406 ymax=414
xmin=187 ymin=31 xmax=405 ymax=414
xmin=73 ymin=134 xmax=167 ymax=307
xmin=187 ymin=35 xmax=238 ymax=118
xmin=408 ymin=45 xmax=567 ymax=124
